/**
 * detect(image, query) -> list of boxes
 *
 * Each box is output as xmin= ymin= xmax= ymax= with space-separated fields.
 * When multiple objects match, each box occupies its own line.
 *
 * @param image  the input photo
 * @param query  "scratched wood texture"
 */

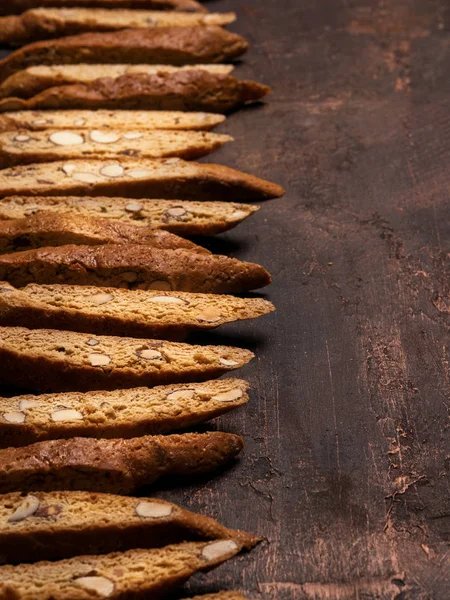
xmin=1 ymin=0 xmax=450 ymax=598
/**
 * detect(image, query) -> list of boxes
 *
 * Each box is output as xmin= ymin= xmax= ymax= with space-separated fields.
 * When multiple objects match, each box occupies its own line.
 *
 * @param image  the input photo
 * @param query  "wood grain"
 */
xmin=1 ymin=0 xmax=450 ymax=598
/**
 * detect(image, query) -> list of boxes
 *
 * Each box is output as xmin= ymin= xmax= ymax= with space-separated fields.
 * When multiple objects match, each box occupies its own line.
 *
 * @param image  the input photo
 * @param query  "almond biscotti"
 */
xmin=1 ymin=0 xmax=207 ymax=15
xmin=0 ymin=246 xmax=271 ymax=292
xmin=0 ymin=432 xmax=244 ymax=493
xmin=0 ymin=541 xmax=244 ymax=600
xmin=0 ymin=129 xmax=233 ymax=168
xmin=0 ymin=491 xmax=258 ymax=564
xmin=0 ymin=159 xmax=284 ymax=201
xmin=0 ymin=64 xmax=234 ymax=100
xmin=0 ymin=283 xmax=274 ymax=339
xmin=0 ymin=213 xmax=208 ymax=253
xmin=0 ymin=197 xmax=258 ymax=236
xmin=0 ymin=379 xmax=249 ymax=446
xmin=0 ymin=327 xmax=254 ymax=391
xmin=0 ymin=27 xmax=248 ymax=82
xmin=0 ymin=9 xmax=236 ymax=46
xmin=0 ymin=109 xmax=226 ymax=132
xmin=0 ymin=71 xmax=269 ymax=114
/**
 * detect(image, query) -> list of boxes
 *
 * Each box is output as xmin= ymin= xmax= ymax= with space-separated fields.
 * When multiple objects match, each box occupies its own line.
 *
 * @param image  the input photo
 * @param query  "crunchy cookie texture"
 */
xmin=188 ymin=595 xmax=250 ymax=600
xmin=0 ymin=129 xmax=233 ymax=168
xmin=0 ymin=490 xmax=259 ymax=564
xmin=0 ymin=212 xmax=208 ymax=253
xmin=0 ymin=26 xmax=248 ymax=82
xmin=0 ymin=432 xmax=244 ymax=494
xmin=0 ymin=283 xmax=274 ymax=339
xmin=0 ymin=245 xmax=271 ymax=292
xmin=0 ymin=378 xmax=250 ymax=446
xmin=0 ymin=8 xmax=236 ymax=46
xmin=0 ymin=158 xmax=284 ymax=201
xmin=0 ymin=196 xmax=259 ymax=236
xmin=0 ymin=541 xmax=245 ymax=600
xmin=0 ymin=71 xmax=269 ymax=114
xmin=0 ymin=65 xmax=235 ymax=100
xmin=1 ymin=0 xmax=207 ymax=15
xmin=0 ymin=326 xmax=254 ymax=391
xmin=0 ymin=108 xmax=226 ymax=132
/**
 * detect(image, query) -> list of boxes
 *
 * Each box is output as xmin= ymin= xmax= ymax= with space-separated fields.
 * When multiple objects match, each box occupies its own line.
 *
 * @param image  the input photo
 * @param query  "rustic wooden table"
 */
xmin=1 ymin=0 xmax=449 ymax=598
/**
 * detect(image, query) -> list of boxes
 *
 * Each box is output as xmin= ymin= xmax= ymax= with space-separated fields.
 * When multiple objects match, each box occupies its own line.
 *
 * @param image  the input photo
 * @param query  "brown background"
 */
xmin=1 ymin=0 xmax=450 ymax=598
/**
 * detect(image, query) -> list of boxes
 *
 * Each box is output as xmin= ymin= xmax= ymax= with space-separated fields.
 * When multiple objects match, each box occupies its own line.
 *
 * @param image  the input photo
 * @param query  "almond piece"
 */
xmin=229 ymin=209 xmax=249 ymax=220
xmin=86 ymin=338 xmax=99 ymax=346
xmin=74 ymin=118 xmax=86 ymax=126
xmin=100 ymin=164 xmax=124 ymax=178
xmin=49 ymin=131 xmax=84 ymax=146
xmin=31 ymin=119 xmax=49 ymax=127
xmin=166 ymin=207 xmax=188 ymax=218
xmin=201 ymin=540 xmax=238 ymax=561
xmin=3 ymin=411 xmax=25 ymax=424
xmin=62 ymin=163 xmax=77 ymax=175
xmin=74 ymin=577 xmax=115 ymax=598
xmin=8 ymin=495 xmax=40 ymax=522
xmin=220 ymin=358 xmax=240 ymax=367
xmin=166 ymin=389 xmax=195 ymax=401
xmin=137 ymin=349 xmax=163 ymax=360
xmin=197 ymin=307 xmax=222 ymax=323
xmin=89 ymin=292 xmax=114 ymax=306
xmin=19 ymin=399 xmax=39 ymax=410
xmin=13 ymin=134 xmax=31 ymax=142
xmin=89 ymin=354 xmax=111 ymax=367
xmin=51 ymin=409 xmax=83 ymax=422
xmin=125 ymin=201 xmax=143 ymax=214
xmin=90 ymin=130 xmax=121 ymax=144
xmin=135 ymin=501 xmax=173 ymax=518
xmin=212 ymin=388 xmax=244 ymax=402
xmin=123 ymin=132 xmax=144 ymax=140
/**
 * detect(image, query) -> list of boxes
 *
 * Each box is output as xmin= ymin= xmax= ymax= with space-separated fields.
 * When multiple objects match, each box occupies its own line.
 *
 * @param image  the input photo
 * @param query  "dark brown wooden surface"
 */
xmin=1 ymin=0 xmax=450 ymax=598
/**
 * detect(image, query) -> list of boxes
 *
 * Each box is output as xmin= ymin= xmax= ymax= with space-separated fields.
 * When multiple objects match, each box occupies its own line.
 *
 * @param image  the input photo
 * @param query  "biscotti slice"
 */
xmin=0 ymin=491 xmax=259 ymax=564
xmin=0 ymin=432 xmax=244 ymax=493
xmin=0 ymin=327 xmax=254 ymax=391
xmin=0 ymin=9 xmax=236 ymax=46
xmin=0 ymin=71 xmax=269 ymax=114
xmin=0 ymin=109 xmax=226 ymax=132
xmin=0 ymin=213 xmax=209 ymax=254
xmin=0 ymin=27 xmax=248 ymax=82
xmin=0 ymin=379 xmax=250 ymax=446
xmin=0 ymin=197 xmax=258 ymax=236
xmin=0 ymin=283 xmax=274 ymax=339
xmin=0 ymin=159 xmax=284 ymax=200
xmin=2 ymin=0 xmax=208 ymax=15
xmin=0 ymin=540 xmax=246 ymax=600
xmin=0 ymin=129 xmax=233 ymax=168
xmin=0 ymin=65 xmax=235 ymax=100
xmin=0 ymin=246 xmax=271 ymax=292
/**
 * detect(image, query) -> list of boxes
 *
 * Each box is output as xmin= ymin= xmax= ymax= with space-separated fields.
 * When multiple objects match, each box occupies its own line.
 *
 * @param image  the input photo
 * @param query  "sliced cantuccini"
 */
xmin=0 ymin=432 xmax=244 ymax=493
xmin=0 ymin=158 xmax=284 ymax=201
xmin=0 ymin=378 xmax=250 ymax=446
xmin=0 ymin=64 xmax=235 ymax=100
xmin=0 ymin=108 xmax=226 ymax=132
xmin=0 ymin=129 xmax=233 ymax=168
xmin=0 ymin=212 xmax=209 ymax=254
xmin=0 ymin=196 xmax=258 ymax=236
xmin=0 ymin=71 xmax=268 ymax=114
xmin=0 ymin=283 xmax=274 ymax=339
xmin=0 ymin=8 xmax=236 ymax=46
xmin=1 ymin=0 xmax=208 ymax=16
xmin=0 ymin=490 xmax=259 ymax=564
xmin=0 ymin=541 xmax=245 ymax=600
xmin=0 ymin=326 xmax=254 ymax=392
xmin=0 ymin=26 xmax=248 ymax=83
xmin=0 ymin=245 xmax=271 ymax=292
